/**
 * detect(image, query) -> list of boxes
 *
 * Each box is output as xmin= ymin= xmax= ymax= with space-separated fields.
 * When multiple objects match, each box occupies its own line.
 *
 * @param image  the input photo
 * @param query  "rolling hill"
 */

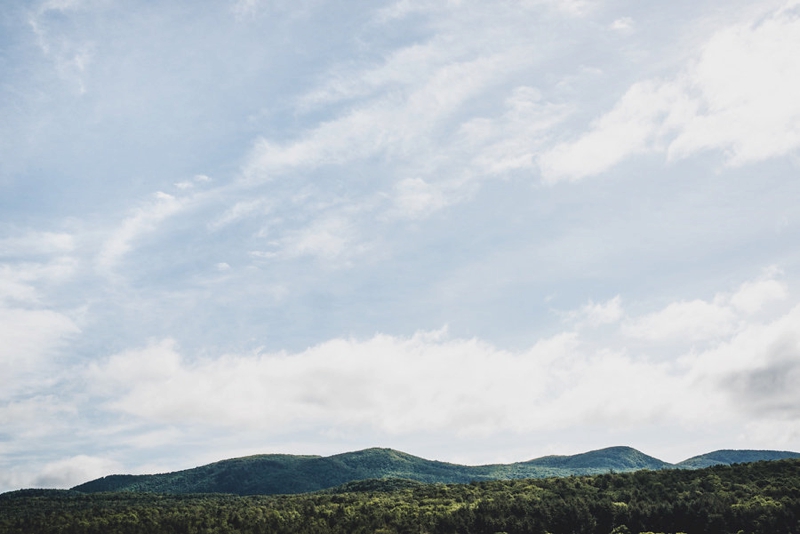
xmin=68 ymin=445 xmax=800 ymax=496
xmin=676 ymin=449 xmax=800 ymax=469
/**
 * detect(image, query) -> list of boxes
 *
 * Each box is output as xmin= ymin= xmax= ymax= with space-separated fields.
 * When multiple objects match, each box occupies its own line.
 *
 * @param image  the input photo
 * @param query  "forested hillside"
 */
xmin=677 ymin=450 xmax=800 ymax=469
xmin=70 ymin=446 xmax=671 ymax=496
xmin=4 ymin=459 xmax=800 ymax=534
xmin=69 ymin=446 xmax=796 ymax=496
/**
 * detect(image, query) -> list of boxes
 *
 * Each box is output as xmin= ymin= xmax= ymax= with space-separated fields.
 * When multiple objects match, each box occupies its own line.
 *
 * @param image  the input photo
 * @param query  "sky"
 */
xmin=2 ymin=0 xmax=800 ymax=492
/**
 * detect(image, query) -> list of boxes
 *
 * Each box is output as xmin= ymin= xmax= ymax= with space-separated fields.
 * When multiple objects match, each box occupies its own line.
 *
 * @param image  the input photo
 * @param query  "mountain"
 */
xmin=70 ymin=446 xmax=797 ymax=496
xmin=676 ymin=449 xmax=800 ymax=469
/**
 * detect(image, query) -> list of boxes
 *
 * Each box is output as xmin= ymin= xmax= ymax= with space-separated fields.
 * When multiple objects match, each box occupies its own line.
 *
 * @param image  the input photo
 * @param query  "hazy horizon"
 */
xmin=3 ymin=0 xmax=800 ymax=492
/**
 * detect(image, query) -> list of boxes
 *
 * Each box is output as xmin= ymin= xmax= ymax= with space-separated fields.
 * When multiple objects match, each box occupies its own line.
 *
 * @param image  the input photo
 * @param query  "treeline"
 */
xmin=3 ymin=459 xmax=800 ymax=534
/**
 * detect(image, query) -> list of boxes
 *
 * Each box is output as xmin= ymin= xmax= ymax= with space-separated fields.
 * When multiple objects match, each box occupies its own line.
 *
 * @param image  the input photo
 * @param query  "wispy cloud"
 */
xmin=27 ymin=0 xmax=99 ymax=94
xmin=244 ymin=52 xmax=519 ymax=182
xmin=208 ymin=198 xmax=271 ymax=231
xmin=97 ymin=192 xmax=189 ymax=272
xmin=250 ymin=215 xmax=365 ymax=263
xmin=240 ymin=0 xmax=580 ymax=237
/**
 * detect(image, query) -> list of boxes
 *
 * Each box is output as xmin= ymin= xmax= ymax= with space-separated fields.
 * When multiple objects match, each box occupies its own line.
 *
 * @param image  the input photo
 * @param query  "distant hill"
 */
xmin=70 ymin=446 xmax=798 ymax=496
xmin=522 ymin=445 xmax=671 ymax=471
xmin=676 ymin=449 xmax=800 ymax=469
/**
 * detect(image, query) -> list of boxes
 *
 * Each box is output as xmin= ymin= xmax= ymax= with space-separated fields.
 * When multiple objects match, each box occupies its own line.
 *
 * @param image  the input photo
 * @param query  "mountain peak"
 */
xmin=524 ymin=446 xmax=670 ymax=471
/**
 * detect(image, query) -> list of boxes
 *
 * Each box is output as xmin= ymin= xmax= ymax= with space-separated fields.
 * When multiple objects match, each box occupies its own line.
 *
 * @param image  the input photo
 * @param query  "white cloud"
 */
xmin=97 ymin=192 xmax=188 ymax=271
xmin=87 ymin=339 xmax=182 ymax=395
xmin=610 ymin=17 xmax=634 ymax=32
xmin=0 ymin=258 xmax=77 ymax=304
xmin=387 ymin=85 xmax=567 ymax=218
xmin=668 ymin=5 xmax=800 ymax=164
xmin=0 ymin=233 xmax=81 ymax=395
xmin=296 ymin=41 xmax=448 ymax=110
xmin=250 ymin=216 xmax=363 ymax=262
xmin=0 ymin=261 xmax=80 ymax=388
xmin=33 ymin=455 xmax=122 ymax=489
xmin=208 ymin=198 xmax=270 ymax=231
xmin=87 ymin=332 xmax=581 ymax=436
xmin=566 ymin=296 xmax=623 ymax=327
xmin=0 ymin=231 xmax=78 ymax=308
xmin=539 ymin=1 xmax=800 ymax=181
xmin=0 ymin=307 xmax=80 ymax=381
xmin=620 ymin=270 xmax=789 ymax=343
xmin=465 ymin=86 xmax=569 ymax=175
xmin=82 ymin=326 xmax=704 ymax=438
xmin=88 ymin=272 xmax=793 ymax=439
xmin=681 ymin=303 xmax=800 ymax=420
xmin=0 ymin=265 xmax=43 ymax=304
xmin=0 ymin=231 xmax=74 ymax=257
xmin=622 ymin=299 xmax=737 ymax=342
xmin=538 ymin=80 xmax=693 ymax=182
xmin=730 ymin=277 xmax=788 ymax=314
xmin=392 ymin=178 xmax=456 ymax=218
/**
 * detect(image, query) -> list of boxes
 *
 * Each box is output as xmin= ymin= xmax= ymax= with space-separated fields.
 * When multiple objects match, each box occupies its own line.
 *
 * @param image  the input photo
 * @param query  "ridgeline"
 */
xmin=69 ymin=446 xmax=800 ymax=496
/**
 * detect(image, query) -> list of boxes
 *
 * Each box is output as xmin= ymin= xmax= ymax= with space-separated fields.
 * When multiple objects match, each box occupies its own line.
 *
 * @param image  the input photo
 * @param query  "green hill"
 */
xmin=522 ymin=445 xmax=670 ymax=470
xmin=71 ymin=448 xmax=480 ymax=495
xmin=676 ymin=449 xmax=800 ymax=469
xmin=69 ymin=446 xmax=798 ymax=496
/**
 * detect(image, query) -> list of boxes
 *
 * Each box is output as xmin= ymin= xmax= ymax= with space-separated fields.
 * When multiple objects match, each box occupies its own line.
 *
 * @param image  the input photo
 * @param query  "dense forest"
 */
xmin=3 ymin=459 xmax=800 ymax=533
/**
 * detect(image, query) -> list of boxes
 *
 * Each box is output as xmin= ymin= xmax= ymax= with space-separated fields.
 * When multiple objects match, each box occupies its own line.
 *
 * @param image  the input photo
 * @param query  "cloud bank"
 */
xmin=76 ymin=272 xmax=798 ymax=450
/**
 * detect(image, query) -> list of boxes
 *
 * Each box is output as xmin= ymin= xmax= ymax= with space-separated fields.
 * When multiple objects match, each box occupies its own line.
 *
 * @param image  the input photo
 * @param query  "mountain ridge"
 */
xmin=69 ymin=446 xmax=800 ymax=496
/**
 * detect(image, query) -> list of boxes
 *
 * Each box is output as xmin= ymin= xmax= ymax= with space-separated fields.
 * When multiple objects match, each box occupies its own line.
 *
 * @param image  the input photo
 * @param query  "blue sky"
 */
xmin=2 ymin=0 xmax=800 ymax=491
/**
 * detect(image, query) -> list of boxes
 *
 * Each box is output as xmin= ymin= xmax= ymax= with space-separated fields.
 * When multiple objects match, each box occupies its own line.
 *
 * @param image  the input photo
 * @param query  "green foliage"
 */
xmin=4 ymin=459 xmax=800 ymax=534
